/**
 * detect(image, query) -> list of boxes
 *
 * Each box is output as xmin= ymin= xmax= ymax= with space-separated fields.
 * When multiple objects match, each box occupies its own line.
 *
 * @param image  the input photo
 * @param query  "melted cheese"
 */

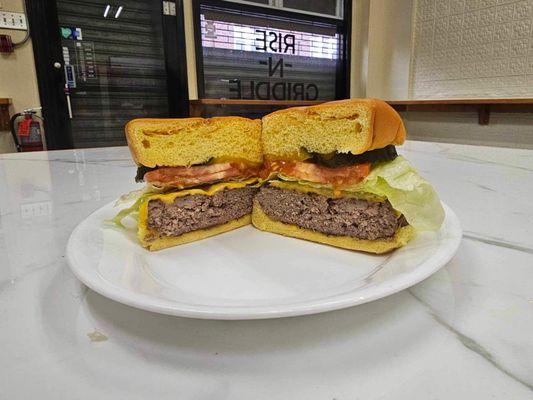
xmin=138 ymin=178 xmax=259 ymax=235
xmin=147 ymin=177 xmax=259 ymax=204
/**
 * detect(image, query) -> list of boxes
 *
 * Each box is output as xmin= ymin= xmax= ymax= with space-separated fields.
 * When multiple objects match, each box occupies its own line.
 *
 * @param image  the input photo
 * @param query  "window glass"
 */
xmin=283 ymin=0 xmax=338 ymax=17
xmin=198 ymin=3 xmax=344 ymax=103
xmin=243 ymin=0 xmax=271 ymax=4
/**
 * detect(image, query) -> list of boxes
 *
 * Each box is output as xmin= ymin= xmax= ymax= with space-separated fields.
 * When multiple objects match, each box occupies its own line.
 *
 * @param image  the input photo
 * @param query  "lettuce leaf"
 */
xmin=279 ymin=156 xmax=444 ymax=231
xmin=106 ymin=190 xmax=154 ymax=228
xmin=356 ymin=156 xmax=444 ymax=230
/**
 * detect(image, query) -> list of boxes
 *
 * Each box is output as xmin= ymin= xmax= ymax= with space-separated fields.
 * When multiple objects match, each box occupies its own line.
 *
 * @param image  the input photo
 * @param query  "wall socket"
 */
xmin=20 ymin=201 xmax=53 ymax=219
xmin=0 ymin=11 xmax=27 ymax=30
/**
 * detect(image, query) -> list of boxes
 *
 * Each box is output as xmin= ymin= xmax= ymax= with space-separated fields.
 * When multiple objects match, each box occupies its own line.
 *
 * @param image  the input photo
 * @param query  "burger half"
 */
xmin=111 ymin=116 xmax=262 ymax=251
xmin=253 ymin=99 xmax=445 ymax=254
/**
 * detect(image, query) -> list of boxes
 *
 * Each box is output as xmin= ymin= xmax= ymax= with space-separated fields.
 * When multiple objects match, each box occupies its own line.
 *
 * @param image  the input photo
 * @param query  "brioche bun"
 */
xmin=261 ymin=99 xmax=406 ymax=159
xmin=126 ymin=117 xmax=262 ymax=168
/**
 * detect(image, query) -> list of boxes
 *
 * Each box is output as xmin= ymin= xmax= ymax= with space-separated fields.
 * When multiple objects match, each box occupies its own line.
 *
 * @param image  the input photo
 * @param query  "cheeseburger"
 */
xmin=112 ymin=116 xmax=262 ymax=251
xmin=253 ymin=99 xmax=444 ymax=253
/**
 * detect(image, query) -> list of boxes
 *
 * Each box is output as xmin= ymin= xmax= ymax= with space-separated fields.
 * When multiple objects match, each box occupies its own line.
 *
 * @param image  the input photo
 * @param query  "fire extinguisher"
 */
xmin=10 ymin=108 xmax=45 ymax=152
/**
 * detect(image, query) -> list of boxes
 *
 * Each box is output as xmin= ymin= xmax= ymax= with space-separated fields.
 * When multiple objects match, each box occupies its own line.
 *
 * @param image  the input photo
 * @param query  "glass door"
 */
xmin=57 ymin=0 xmax=169 ymax=147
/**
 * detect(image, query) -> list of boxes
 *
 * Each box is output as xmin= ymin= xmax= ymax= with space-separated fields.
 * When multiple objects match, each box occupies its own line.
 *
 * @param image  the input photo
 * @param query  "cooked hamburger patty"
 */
xmin=147 ymin=187 xmax=257 ymax=236
xmin=256 ymin=186 xmax=405 ymax=240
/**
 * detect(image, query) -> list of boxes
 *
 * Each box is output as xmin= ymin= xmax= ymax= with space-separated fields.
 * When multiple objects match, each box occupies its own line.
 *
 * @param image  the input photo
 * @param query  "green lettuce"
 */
xmin=106 ymin=189 xmax=156 ymax=228
xmin=357 ymin=156 xmax=444 ymax=230
xmin=279 ymin=156 xmax=444 ymax=231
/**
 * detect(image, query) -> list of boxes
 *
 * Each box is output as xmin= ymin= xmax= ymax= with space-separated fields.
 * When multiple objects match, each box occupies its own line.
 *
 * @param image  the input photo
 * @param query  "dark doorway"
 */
xmin=26 ymin=0 xmax=189 ymax=149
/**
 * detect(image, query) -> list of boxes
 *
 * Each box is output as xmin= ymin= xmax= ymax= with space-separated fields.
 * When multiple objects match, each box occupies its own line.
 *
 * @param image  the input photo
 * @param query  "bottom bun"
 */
xmin=252 ymin=200 xmax=414 ymax=254
xmin=140 ymin=214 xmax=251 ymax=251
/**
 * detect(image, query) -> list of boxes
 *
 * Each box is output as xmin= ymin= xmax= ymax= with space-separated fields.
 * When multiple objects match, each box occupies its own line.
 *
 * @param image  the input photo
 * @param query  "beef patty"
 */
xmin=256 ymin=185 xmax=405 ymax=240
xmin=147 ymin=187 xmax=257 ymax=236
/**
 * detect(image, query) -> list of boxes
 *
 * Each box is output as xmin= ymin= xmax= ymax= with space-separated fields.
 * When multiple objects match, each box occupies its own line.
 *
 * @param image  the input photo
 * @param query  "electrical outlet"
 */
xmin=0 ymin=11 xmax=27 ymax=30
xmin=20 ymin=201 xmax=53 ymax=219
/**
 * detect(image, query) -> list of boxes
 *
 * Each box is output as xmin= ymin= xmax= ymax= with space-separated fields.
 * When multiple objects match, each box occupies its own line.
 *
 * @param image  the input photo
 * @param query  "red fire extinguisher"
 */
xmin=10 ymin=108 xmax=44 ymax=152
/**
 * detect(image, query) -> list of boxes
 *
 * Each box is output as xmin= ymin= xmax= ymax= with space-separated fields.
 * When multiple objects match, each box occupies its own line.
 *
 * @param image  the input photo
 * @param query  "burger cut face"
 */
xmin=256 ymin=185 xmax=407 ymax=241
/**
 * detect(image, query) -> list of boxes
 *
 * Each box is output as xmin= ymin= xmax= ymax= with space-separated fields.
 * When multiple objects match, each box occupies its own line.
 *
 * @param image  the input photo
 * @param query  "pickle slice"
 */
xmin=310 ymin=145 xmax=398 ymax=168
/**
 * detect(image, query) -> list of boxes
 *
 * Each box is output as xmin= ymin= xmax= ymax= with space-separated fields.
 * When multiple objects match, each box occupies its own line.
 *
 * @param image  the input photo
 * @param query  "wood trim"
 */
xmin=190 ymin=98 xmax=533 ymax=124
xmin=192 ymin=98 xmax=533 ymax=106
xmin=387 ymin=99 xmax=533 ymax=105
xmin=189 ymin=99 xmax=324 ymax=116
xmin=388 ymin=99 xmax=533 ymax=125
xmin=191 ymin=99 xmax=324 ymax=106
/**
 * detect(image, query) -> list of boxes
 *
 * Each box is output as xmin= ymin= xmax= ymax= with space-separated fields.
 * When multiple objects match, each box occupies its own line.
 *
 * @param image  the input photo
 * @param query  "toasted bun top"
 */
xmin=261 ymin=99 xmax=406 ymax=159
xmin=126 ymin=116 xmax=262 ymax=167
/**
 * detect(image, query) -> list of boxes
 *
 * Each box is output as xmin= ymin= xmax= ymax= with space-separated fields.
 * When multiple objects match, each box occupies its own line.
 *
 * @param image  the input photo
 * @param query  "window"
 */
xmin=194 ymin=0 xmax=350 ymax=108
xmin=242 ymin=0 xmax=270 ymax=4
xmin=225 ymin=0 xmax=343 ymax=18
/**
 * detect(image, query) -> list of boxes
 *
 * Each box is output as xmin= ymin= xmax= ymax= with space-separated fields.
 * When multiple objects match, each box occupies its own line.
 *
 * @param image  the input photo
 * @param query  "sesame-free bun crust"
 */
xmin=261 ymin=99 xmax=406 ymax=159
xmin=126 ymin=117 xmax=262 ymax=167
xmin=252 ymin=200 xmax=414 ymax=254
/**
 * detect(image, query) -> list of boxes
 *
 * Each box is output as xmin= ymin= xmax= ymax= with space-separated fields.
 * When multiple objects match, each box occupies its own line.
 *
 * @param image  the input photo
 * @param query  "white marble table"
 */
xmin=1 ymin=141 xmax=532 ymax=399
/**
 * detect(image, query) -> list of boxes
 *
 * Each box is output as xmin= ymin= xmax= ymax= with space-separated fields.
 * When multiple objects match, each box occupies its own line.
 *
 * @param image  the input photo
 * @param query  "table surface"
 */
xmin=1 ymin=141 xmax=532 ymax=400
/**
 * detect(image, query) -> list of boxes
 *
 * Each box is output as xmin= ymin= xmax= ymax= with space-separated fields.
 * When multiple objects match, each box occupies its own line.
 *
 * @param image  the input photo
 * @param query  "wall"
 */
xmin=0 ymin=0 xmax=40 ymax=152
xmin=401 ymin=111 xmax=533 ymax=149
xmin=366 ymin=0 xmax=413 ymax=100
xmin=410 ymin=0 xmax=533 ymax=99
xmin=350 ymin=0 xmax=369 ymax=98
xmin=361 ymin=0 xmax=533 ymax=149
xmin=183 ymin=0 xmax=198 ymax=100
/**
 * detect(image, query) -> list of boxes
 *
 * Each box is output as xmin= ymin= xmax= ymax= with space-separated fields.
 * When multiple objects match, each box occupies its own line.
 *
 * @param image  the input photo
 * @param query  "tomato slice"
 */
xmin=145 ymin=163 xmax=259 ymax=189
xmin=264 ymin=161 xmax=371 ymax=188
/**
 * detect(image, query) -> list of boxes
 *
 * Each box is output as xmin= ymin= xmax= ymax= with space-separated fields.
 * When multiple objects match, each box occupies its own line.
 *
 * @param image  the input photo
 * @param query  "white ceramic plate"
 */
xmin=66 ymin=201 xmax=462 ymax=320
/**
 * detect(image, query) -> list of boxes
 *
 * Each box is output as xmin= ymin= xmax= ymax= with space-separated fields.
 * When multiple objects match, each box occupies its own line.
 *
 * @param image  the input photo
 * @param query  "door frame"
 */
xmin=26 ymin=0 xmax=72 ymax=149
xmin=162 ymin=0 xmax=190 ymax=118
xmin=26 ymin=0 xmax=190 ymax=150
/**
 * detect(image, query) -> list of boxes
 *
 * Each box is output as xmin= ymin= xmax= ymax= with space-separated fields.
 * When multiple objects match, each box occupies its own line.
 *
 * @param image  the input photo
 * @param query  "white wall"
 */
xmin=0 ymin=0 xmax=41 ymax=114
xmin=350 ymin=0 xmax=370 ymax=98
xmin=0 ymin=0 xmax=40 ymax=153
xmin=365 ymin=0 xmax=413 ymax=100
xmin=410 ymin=0 xmax=533 ymax=99
xmin=357 ymin=0 xmax=533 ymax=149
xmin=402 ymin=111 xmax=533 ymax=149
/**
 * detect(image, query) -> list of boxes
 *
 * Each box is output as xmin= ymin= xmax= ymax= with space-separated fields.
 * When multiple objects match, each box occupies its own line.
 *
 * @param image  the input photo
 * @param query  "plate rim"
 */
xmin=66 ymin=201 xmax=462 ymax=320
